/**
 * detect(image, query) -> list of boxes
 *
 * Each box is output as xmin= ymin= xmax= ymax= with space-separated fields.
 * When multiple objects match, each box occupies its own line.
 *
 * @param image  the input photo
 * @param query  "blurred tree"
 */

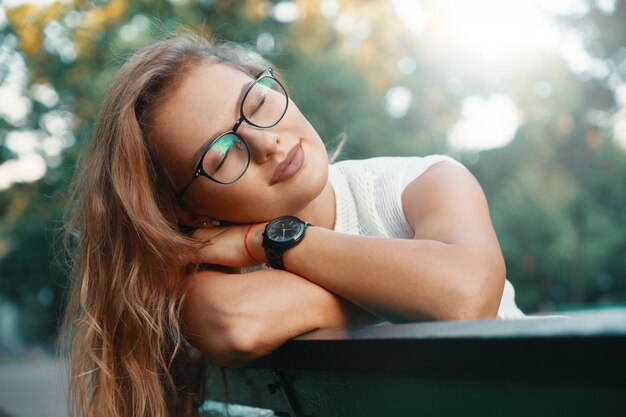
xmin=1 ymin=0 xmax=626 ymax=346
xmin=470 ymin=2 xmax=626 ymax=312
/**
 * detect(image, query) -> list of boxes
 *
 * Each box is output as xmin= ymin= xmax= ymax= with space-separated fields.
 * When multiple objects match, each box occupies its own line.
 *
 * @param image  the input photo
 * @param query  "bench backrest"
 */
xmin=204 ymin=309 xmax=626 ymax=417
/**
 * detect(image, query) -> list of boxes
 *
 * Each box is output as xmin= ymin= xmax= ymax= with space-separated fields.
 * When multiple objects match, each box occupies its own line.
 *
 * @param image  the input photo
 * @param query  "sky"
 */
xmin=390 ymin=0 xmax=615 ymax=152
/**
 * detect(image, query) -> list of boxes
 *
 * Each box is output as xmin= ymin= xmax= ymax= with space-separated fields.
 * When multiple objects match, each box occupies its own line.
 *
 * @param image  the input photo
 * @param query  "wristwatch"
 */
xmin=262 ymin=215 xmax=310 ymax=270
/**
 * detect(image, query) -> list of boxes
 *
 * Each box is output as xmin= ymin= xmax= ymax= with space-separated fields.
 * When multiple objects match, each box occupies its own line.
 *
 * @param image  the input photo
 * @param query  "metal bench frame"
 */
xmin=205 ymin=309 xmax=626 ymax=417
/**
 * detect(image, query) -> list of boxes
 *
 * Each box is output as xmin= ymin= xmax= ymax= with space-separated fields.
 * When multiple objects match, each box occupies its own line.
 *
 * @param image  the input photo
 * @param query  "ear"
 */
xmin=174 ymin=204 xmax=207 ymax=228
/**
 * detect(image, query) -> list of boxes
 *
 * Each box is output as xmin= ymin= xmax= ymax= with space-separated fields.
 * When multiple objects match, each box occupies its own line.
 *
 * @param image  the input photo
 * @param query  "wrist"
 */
xmin=251 ymin=222 xmax=267 ymax=264
xmin=261 ymin=216 xmax=311 ymax=270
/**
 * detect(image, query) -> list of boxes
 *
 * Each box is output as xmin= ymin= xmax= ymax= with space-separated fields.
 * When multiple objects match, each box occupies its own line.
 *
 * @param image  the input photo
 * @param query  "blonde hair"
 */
xmin=61 ymin=34 xmax=272 ymax=417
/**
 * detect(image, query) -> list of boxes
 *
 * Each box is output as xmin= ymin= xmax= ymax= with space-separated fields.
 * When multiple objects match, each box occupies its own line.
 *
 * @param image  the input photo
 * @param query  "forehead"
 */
xmin=152 ymin=62 xmax=252 ymax=179
xmin=159 ymin=61 xmax=251 ymax=134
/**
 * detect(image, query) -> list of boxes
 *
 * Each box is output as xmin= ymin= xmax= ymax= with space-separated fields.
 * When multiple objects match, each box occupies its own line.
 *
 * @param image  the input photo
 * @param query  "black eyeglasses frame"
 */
xmin=176 ymin=67 xmax=289 ymax=198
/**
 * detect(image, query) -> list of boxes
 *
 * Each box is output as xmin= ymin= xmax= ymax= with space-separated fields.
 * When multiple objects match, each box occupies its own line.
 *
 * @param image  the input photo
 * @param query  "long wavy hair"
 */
xmin=61 ymin=34 xmax=272 ymax=417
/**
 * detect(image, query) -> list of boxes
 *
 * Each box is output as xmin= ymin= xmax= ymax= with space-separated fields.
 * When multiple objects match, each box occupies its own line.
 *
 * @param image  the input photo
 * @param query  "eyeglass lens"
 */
xmin=241 ymin=75 xmax=287 ymax=127
xmin=202 ymin=133 xmax=249 ymax=184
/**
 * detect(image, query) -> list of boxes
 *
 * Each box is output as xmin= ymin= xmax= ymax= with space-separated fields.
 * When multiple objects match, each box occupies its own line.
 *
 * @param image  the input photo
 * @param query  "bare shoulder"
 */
xmin=401 ymin=161 xmax=497 ymax=245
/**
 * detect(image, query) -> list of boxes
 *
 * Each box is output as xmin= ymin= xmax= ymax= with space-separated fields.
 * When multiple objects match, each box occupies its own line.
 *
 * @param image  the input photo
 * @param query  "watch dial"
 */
xmin=267 ymin=217 xmax=304 ymax=242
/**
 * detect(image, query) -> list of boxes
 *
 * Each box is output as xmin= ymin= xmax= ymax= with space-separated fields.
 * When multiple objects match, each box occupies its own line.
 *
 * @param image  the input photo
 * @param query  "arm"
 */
xmin=187 ymin=161 xmax=505 ymax=364
xmin=244 ymin=161 xmax=505 ymax=322
xmin=181 ymin=268 xmax=382 ymax=367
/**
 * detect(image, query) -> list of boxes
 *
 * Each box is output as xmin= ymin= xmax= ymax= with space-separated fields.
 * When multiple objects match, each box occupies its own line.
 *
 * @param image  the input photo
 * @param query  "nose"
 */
xmin=239 ymin=126 xmax=280 ymax=164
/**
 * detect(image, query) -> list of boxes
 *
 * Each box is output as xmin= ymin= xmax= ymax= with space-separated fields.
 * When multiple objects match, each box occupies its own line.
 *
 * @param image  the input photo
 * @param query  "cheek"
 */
xmin=194 ymin=167 xmax=326 ymax=222
xmin=192 ymin=185 xmax=251 ymax=219
xmin=190 ymin=174 xmax=271 ymax=221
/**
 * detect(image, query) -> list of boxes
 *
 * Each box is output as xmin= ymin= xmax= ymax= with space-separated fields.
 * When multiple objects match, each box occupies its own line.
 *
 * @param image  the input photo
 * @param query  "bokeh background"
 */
xmin=1 ymin=0 xmax=626 ymax=358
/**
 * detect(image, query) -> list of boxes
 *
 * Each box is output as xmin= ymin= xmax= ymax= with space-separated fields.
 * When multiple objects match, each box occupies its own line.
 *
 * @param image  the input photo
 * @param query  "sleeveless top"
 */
xmin=328 ymin=155 xmax=527 ymax=320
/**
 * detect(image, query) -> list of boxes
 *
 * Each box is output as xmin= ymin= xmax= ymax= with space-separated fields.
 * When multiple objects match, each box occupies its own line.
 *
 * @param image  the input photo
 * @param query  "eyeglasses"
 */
xmin=177 ymin=67 xmax=289 ymax=198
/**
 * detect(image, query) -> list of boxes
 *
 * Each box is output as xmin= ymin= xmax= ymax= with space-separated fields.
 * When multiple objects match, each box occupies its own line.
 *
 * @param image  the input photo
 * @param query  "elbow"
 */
xmin=442 ymin=296 xmax=499 ymax=322
xmin=181 ymin=278 xmax=274 ymax=368
xmin=222 ymin=324 xmax=271 ymax=368
xmin=446 ymin=301 xmax=499 ymax=322
xmin=184 ymin=314 xmax=271 ymax=368
xmin=443 ymin=257 xmax=506 ymax=322
xmin=201 ymin=319 xmax=274 ymax=368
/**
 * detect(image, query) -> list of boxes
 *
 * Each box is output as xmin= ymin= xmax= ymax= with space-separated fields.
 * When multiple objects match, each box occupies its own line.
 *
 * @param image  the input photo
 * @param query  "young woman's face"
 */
xmin=152 ymin=61 xmax=329 ymax=224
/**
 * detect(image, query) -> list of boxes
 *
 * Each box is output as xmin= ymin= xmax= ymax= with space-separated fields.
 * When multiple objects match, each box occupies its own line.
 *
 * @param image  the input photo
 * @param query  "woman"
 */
xmin=62 ymin=34 xmax=524 ymax=417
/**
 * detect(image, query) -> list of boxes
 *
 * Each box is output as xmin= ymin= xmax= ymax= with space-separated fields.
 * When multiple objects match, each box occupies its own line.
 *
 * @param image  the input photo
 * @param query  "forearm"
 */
xmin=182 ymin=268 xmax=381 ymax=367
xmin=255 ymin=226 xmax=505 ymax=322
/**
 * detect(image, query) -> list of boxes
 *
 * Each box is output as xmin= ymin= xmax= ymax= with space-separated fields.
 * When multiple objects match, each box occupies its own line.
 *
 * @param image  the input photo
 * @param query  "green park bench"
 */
xmin=200 ymin=308 xmax=626 ymax=417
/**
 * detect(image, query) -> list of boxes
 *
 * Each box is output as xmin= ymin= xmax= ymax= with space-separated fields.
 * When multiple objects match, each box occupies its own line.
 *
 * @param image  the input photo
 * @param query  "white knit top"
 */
xmin=328 ymin=155 xmax=527 ymax=320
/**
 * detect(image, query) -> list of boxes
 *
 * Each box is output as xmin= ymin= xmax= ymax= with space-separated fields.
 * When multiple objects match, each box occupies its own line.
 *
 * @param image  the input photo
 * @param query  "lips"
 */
xmin=270 ymin=142 xmax=304 ymax=185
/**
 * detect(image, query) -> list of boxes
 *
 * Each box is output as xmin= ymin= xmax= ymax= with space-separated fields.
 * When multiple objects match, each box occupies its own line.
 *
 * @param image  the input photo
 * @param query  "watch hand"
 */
xmin=282 ymin=224 xmax=285 ymax=238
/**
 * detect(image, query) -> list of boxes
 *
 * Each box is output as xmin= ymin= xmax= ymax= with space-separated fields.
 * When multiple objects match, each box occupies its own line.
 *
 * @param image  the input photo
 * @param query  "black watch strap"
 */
xmin=265 ymin=248 xmax=285 ymax=270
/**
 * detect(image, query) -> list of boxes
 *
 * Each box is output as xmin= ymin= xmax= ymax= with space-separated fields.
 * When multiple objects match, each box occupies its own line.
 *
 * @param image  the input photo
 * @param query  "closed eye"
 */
xmin=211 ymin=144 xmax=233 ymax=174
xmin=249 ymin=95 xmax=266 ymax=117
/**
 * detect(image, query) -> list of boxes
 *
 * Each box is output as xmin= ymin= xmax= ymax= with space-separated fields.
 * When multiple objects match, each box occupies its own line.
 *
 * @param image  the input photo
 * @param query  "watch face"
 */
xmin=266 ymin=216 xmax=305 ymax=242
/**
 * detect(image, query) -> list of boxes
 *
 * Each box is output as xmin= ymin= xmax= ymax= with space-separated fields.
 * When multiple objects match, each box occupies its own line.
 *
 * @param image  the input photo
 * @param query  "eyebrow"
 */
xmin=189 ymin=79 xmax=255 ymax=170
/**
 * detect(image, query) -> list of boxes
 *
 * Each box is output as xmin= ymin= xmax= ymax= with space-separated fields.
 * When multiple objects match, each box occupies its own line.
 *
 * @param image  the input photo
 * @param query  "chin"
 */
xmin=292 ymin=159 xmax=328 ymax=209
xmin=267 ymin=158 xmax=328 ymax=218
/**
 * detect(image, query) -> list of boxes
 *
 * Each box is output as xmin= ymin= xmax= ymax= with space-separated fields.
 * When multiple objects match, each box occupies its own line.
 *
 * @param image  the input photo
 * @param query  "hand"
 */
xmin=190 ymin=222 xmax=267 ymax=268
